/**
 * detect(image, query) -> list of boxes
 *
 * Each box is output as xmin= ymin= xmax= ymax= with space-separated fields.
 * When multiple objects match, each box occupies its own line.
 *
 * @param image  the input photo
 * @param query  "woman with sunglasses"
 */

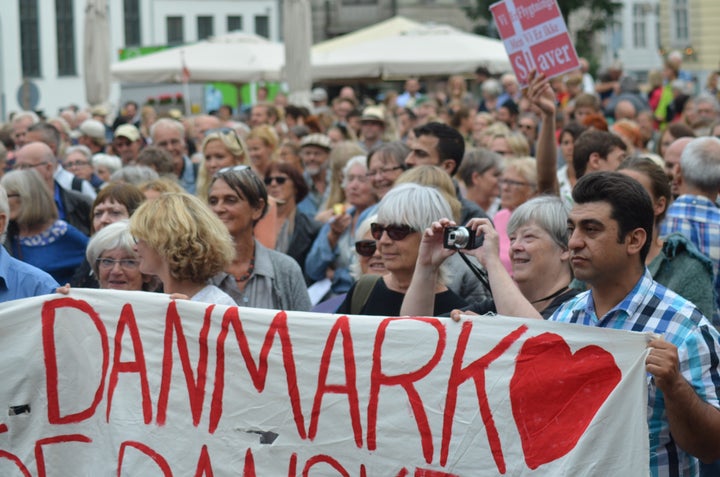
xmin=264 ymin=160 xmax=320 ymax=273
xmin=195 ymin=128 xmax=249 ymax=200
xmin=208 ymin=166 xmax=312 ymax=310
xmin=129 ymin=192 xmax=236 ymax=305
xmin=305 ymin=155 xmax=377 ymax=297
xmin=335 ymin=183 xmax=467 ymax=316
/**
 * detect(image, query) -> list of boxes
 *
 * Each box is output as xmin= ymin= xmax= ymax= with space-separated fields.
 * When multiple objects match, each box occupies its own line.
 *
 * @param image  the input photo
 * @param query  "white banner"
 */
xmin=0 ymin=290 xmax=649 ymax=476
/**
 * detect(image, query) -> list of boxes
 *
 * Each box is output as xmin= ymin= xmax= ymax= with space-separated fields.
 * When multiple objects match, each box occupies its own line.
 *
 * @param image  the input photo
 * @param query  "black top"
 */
xmin=336 ymin=277 xmax=468 ymax=317
xmin=461 ymin=287 xmax=580 ymax=319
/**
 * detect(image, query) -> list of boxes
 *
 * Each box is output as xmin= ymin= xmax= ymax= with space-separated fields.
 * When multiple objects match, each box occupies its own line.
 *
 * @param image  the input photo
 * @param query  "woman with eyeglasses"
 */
xmin=196 ymin=128 xmax=249 ymax=200
xmin=456 ymin=148 xmax=504 ymax=217
xmin=335 ymin=183 xmax=467 ymax=316
xmin=495 ymin=157 xmax=538 ymax=274
xmin=1 ymin=169 xmax=88 ymax=285
xmin=63 ymin=145 xmax=105 ymax=192
xmin=264 ymin=160 xmax=320 ymax=274
xmin=69 ymin=182 xmax=146 ymax=287
xmin=129 ymin=192 xmax=236 ymax=305
xmin=305 ymin=155 xmax=378 ymax=297
xmin=85 ymin=220 xmax=159 ymax=291
xmin=208 ymin=166 xmax=312 ymax=310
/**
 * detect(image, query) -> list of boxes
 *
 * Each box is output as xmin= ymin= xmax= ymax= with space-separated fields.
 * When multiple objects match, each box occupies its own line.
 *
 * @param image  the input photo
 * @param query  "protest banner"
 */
xmin=490 ymin=0 xmax=580 ymax=87
xmin=0 ymin=289 xmax=649 ymax=475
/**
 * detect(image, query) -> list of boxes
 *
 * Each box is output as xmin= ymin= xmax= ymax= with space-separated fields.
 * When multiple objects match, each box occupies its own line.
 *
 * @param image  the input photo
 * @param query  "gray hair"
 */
xmin=92 ymin=153 xmax=123 ymax=174
xmin=86 ymin=220 xmax=137 ymax=276
xmin=366 ymin=141 xmax=410 ymax=169
xmin=694 ymin=93 xmax=720 ymax=113
xmin=341 ymin=155 xmax=368 ymax=188
xmin=457 ymin=148 xmax=504 ymax=187
xmin=150 ymin=117 xmax=185 ymax=140
xmin=65 ymin=144 xmax=93 ymax=161
xmin=0 ymin=185 xmax=8 ymax=241
xmin=377 ymin=183 xmax=453 ymax=232
xmin=0 ymin=169 xmax=57 ymax=226
xmin=680 ymin=137 xmax=720 ymax=194
xmin=11 ymin=110 xmax=40 ymax=126
xmin=481 ymin=79 xmax=502 ymax=97
xmin=110 ymin=165 xmax=160 ymax=185
xmin=507 ymin=195 xmax=570 ymax=250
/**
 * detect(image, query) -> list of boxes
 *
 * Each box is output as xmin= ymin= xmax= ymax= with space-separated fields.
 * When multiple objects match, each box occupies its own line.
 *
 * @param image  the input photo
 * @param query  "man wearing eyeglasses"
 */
xmin=0 ymin=185 xmax=59 ymax=302
xmin=15 ymin=142 xmax=93 ymax=236
xmin=150 ymin=118 xmax=196 ymax=194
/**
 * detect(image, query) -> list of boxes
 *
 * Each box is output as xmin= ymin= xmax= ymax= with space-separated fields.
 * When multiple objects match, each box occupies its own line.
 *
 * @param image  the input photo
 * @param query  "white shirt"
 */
xmin=54 ymin=166 xmax=97 ymax=199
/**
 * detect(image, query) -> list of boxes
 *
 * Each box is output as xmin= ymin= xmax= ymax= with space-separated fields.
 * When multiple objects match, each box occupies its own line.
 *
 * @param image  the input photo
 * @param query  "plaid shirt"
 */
xmin=660 ymin=194 xmax=720 ymax=314
xmin=550 ymin=271 xmax=720 ymax=477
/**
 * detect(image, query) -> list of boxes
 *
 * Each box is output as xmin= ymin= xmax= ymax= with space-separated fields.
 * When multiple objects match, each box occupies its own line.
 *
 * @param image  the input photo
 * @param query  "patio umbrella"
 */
xmin=83 ymin=0 xmax=111 ymax=105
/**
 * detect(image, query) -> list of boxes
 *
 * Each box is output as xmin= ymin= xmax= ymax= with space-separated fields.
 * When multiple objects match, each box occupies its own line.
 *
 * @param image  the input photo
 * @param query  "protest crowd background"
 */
xmin=1 ymin=49 xmax=720 ymax=476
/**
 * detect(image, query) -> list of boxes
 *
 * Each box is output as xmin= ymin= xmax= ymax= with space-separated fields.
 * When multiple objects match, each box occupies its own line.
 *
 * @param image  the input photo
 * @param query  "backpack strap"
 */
xmin=350 ymin=274 xmax=381 ymax=315
xmin=71 ymin=176 xmax=83 ymax=192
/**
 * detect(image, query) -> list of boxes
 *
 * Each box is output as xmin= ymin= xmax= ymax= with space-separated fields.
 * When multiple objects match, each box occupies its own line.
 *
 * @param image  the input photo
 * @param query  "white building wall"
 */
xmin=0 ymin=0 xmax=277 ymax=121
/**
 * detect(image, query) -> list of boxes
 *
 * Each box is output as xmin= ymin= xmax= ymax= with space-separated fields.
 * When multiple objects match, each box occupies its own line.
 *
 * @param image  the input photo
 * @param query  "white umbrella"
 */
xmin=83 ymin=0 xmax=110 ymax=105
xmin=111 ymin=32 xmax=284 ymax=84
xmin=312 ymin=24 xmax=511 ymax=80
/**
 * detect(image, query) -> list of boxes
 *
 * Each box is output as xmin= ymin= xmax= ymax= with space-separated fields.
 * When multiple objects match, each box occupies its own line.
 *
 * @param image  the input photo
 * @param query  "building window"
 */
xmin=227 ymin=15 xmax=242 ymax=32
xmin=632 ymin=4 xmax=646 ymax=48
xmin=672 ymin=0 xmax=689 ymax=43
xmin=124 ymin=0 xmax=141 ymax=46
xmin=19 ymin=0 xmax=41 ymax=78
xmin=55 ymin=0 xmax=76 ymax=76
xmin=167 ymin=16 xmax=184 ymax=45
xmin=197 ymin=16 xmax=213 ymax=40
xmin=254 ymin=15 xmax=269 ymax=39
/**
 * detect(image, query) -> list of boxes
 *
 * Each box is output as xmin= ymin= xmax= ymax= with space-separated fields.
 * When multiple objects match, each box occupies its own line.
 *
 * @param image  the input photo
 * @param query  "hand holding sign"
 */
xmin=490 ymin=0 xmax=580 ymax=87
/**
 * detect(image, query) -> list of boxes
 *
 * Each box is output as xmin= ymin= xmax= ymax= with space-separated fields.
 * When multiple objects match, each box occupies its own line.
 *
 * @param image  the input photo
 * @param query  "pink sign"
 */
xmin=490 ymin=0 xmax=579 ymax=87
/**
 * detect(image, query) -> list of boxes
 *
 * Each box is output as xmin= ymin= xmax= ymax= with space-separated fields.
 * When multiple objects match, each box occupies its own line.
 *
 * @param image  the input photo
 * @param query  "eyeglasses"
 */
xmin=500 ymin=178 xmax=534 ymax=188
xmin=205 ymin=127 xmax=234 ymax=136
xmin=370 ymin=223 xmax=415 ymax=241
xmin=15 ymin=161 xmax=49 ymax=170
xmin=6 ymin=193 xmax=19 ymax=199
xmin=264 ymin=175 xmax=288 ymax=186
xmin=65 ymin=160 xmax=91 ymax=168
xmin=355 ymin=239 xmax=377 ymax=257
xmin=519 ymin=124 xmax=535 ymax=130
xmin=96 ymin=258 xmax=141 ymax=270
xmin=365 ymin=165 xmax=404 ymax=178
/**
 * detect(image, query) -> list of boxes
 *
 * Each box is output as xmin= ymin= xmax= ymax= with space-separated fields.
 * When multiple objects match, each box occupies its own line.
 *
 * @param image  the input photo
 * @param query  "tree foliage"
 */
xmin=466 ymin=0 xmax=622 ymax=59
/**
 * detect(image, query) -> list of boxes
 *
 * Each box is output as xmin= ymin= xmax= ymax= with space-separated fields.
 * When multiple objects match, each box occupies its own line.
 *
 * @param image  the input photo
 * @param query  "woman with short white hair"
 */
xmin=336 ymin=183 xmax=467 ymax=315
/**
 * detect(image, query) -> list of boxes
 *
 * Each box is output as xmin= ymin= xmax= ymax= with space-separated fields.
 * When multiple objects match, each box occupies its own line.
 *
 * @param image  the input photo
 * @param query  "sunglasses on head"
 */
xmin=354 ymin=239 xmax=377 ymax=257
xmin=264 ymin=175 xmax=288 ymax=186
xmin=215 ymin=164 xmax=251 ymax=177
xmin=370 ymin=223 xmax=415 ymax=241
xmin=205 ymin=127 xmax=235 ymax=136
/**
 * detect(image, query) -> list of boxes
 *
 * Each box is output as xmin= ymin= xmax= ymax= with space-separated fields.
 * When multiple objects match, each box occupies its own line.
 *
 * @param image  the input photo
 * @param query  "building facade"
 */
xmin=0 ymin=0 xmax=278 ymax=121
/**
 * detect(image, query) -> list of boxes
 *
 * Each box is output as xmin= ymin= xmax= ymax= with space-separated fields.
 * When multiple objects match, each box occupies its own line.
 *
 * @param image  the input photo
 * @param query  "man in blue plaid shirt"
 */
xmin=550 ymin=172 xmax=720 ymax=477
xmin=660 ymin=136 xmax=720 ymax=325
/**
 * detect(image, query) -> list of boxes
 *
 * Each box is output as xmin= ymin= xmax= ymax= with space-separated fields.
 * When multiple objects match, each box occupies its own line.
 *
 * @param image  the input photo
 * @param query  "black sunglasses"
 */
xmin=355 ymin=239 xmax=377 ymax=257
xmin=370 ymin=223 xmax=415 ymax=241
xmin=264 ymin=175 xmax=288 ymax=186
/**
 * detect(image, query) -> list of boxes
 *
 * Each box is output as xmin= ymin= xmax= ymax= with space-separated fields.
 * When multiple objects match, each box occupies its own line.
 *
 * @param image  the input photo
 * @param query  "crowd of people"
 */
xmin=1 ymin=53 xmax=720 ymax=475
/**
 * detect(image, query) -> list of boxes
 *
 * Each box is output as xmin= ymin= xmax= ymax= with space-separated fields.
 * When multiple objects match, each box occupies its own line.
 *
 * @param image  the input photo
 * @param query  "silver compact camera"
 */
xmin=443 ymin=226 xmax=484 ymax=250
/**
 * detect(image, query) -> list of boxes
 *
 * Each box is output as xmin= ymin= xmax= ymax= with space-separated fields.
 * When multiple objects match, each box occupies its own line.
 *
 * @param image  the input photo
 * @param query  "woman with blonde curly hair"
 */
xmin=129 ymin=192 xmax=236 ymax=304
xmin=195 ymin=128 xmax=249 ymax=200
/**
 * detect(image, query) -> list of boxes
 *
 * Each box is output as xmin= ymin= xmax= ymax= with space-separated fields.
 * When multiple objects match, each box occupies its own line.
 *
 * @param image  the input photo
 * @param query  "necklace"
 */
xmin=530 ymin=285 xmax=569 ymax=304
xmin=234 ymin=247 xmax=256 ymax=282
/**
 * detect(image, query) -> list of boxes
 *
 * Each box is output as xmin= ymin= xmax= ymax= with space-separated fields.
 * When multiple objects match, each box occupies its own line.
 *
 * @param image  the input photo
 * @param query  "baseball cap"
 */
xmin=114 ymin=124 xmax=141 ymax=142
xmin=300 ymin=133 xmax=331 ymax=151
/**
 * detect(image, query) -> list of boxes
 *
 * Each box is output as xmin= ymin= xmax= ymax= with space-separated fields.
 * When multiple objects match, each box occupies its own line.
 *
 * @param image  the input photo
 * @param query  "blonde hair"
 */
xmin=129 ymin=192 xmax=234 ymax=282
xmin=394 ymin=165 xmax=462 ymax=222
xmin=504 ymin=157 xmax=538 ymax=188
xmin=320 ymin=141 xmax=365 ymax=212
xmin=196 ymin=129 xmax=249 ymax=199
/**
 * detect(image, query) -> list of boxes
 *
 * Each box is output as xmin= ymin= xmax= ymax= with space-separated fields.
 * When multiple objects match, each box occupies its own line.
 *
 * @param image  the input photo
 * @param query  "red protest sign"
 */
xmin=490 ymin=0 xmax=579 ymax=87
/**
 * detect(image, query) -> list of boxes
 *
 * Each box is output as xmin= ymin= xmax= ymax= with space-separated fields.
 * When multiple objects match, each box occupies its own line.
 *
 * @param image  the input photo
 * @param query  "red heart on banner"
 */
xmin=510 ymin=332 xmax=622 ymax=470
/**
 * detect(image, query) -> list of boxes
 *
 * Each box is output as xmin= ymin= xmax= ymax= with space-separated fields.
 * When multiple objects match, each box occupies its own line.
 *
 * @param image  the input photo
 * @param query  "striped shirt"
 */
xmin=660 ymin=194 xmax=720 ymax=314
xmin=550 ymin=271 xmax=720 ymax=477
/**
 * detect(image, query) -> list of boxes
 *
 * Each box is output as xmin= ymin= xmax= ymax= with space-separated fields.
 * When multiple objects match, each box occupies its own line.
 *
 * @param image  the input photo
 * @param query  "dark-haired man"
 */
xmin=572 ymin=129 xmax=628 ymax=178
xmin=556 ymin=172 xmax=720 ymax=476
